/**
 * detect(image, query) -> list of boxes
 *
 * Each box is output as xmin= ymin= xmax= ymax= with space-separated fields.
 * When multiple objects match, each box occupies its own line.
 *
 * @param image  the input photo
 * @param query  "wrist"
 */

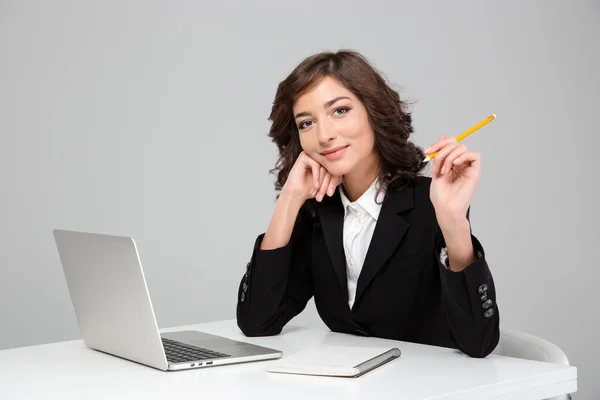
xmin=261 ymin=190 xmax=305 ymax=251
xmin=436 ymin=212 xmax=469 ymax=232
xmin=278 ymin=190 xmax=306 ymax=211
xmin=438 ymin=218 xmax=476 ymax=272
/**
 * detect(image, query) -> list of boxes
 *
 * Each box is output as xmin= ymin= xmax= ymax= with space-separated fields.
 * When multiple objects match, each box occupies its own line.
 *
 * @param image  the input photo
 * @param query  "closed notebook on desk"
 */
xmin=266 ymin=346 xmax=401 ymax=378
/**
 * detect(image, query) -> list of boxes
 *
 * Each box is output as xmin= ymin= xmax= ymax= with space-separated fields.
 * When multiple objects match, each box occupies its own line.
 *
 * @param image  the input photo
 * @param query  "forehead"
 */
xmin=293 ymin=76 xmax=354 ymax=110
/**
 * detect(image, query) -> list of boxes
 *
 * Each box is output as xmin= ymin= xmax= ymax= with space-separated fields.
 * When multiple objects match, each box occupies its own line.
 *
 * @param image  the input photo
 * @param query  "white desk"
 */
xmin=0 ymin=319 xmax=576 ymax=399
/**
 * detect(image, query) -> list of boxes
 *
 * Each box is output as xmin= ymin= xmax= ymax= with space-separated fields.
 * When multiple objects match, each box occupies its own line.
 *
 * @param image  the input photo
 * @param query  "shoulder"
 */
xmin=412 ymin=175 xmax=433 ymax=192
xmin=384 ymin=174 xmax=433 ymax=200
xmin=403 ymin=176 xmax=441 ymax=233
xmin=405 ymin=175 xmax=434 ymax=204
xmin=390 ymin=175 xmax=437 ymax=218
xmin=383 ymin=174 xmax=434 ymax=208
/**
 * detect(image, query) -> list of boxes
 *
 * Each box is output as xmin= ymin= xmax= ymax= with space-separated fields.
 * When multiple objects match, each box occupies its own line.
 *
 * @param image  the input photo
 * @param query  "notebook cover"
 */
xmin=266 ymin=346 xmax=401 ymax=378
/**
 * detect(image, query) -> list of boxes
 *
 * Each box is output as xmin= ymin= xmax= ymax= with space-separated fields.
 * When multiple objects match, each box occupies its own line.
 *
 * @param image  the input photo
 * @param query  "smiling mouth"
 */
xmin=320 ymin=145 xmax=349 ymax=155
xmin=320 ymin=145 xmax=349 ymax=161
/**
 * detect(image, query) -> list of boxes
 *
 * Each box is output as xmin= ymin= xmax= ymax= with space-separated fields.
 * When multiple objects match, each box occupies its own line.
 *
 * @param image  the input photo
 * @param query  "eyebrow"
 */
xmin=294 ymin=96 xmax=351 ymax=120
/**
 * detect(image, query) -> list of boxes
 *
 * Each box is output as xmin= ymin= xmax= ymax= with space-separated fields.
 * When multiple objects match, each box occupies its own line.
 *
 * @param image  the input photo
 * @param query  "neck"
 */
xmin=341 ymin=151 xmax=380 ymax=202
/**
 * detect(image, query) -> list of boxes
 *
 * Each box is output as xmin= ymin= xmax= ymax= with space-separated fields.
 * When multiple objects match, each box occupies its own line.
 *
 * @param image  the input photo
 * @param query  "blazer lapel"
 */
xmin=318 ymin=191 xmax=348 ymax=301
xmin=353 ymin=185 xmax=414 ymax=308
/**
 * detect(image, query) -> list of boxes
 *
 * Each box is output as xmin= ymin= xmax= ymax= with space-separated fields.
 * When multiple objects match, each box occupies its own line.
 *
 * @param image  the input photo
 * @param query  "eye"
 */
xmin=333 ymin=107 xmax=351 ymax=116
xmin=298 ymin=120 xmax=313 ymax=130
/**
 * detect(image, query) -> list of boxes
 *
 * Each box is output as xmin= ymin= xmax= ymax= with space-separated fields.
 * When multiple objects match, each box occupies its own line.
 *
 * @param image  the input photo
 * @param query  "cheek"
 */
xmin=341 ymin=116 xmax=374 ymax=143
xmin=358 ymin=129 xmax=375 ymax=145
xmin=351 ymin=126 xmax=375 ymax=155
xmin=299 ymin=134 xmax=315 ymax=152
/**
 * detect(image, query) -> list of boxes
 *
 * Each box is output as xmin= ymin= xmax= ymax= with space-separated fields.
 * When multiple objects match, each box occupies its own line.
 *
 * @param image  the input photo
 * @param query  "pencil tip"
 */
xmin=422 ymin=156 xmax=431 ymax=163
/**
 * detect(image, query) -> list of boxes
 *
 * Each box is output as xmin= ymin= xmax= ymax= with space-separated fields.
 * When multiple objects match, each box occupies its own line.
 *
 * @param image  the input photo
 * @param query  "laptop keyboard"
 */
xmin=162 ymin=337 xmax=231 ymax=364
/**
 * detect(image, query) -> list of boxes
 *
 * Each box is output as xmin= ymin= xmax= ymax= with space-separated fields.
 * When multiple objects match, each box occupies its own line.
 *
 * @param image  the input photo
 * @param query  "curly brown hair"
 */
xmin=267 ymin=50 xmax=427 ymax=220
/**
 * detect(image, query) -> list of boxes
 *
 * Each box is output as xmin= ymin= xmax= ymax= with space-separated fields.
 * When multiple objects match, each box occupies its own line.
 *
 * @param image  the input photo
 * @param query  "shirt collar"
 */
xmin=339 ymin=178 xmax=385 ymax=221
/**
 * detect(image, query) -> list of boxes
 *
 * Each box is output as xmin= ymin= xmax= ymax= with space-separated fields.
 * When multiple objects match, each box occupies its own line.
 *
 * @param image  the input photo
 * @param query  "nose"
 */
xmin=317 ymin=119 xmax=336 ymax=144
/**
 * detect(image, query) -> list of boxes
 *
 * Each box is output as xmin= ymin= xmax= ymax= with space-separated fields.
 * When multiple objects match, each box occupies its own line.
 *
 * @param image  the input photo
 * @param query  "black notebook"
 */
xmin=266 ymin=346 xmax=401 ymax=378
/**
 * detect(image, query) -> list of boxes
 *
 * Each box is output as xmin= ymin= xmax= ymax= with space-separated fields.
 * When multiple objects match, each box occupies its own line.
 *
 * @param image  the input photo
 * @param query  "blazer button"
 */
xmin=480 ymin=292 xmax=487 ymax=302
xmin=478 ymin=284 xmax=488 ymax=294
xmin=242 ymin=282 xmax=248 ymax=292
xmin=240 ymin=292 xmax=246 ymax=302
xmin=483 ymin=308 xmax=494 ymax=318
xmin=482 ymin=299 xmax=492 ymax=309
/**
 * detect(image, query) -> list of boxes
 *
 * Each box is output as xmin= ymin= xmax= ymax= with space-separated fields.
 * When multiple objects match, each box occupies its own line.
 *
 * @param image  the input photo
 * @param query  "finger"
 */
xmin=453 ymin=151 xmax=482 ymax=167
xmin=432 ymin=142 xmax=458 ymax=174
xmin=315 ymin=167 xmax=326 ymax=198
xmin=327 ymin=175 xmax=340 ymax=196
xmin=302 ymin=155 xmax=320 ymax=190
xmin=316 ymin=173 xmax=331 ymax=202
xmin=311 ymin=162 xmax=320 ymax=192
xmin=319 ymin=167 xmax=326 ymax=188
xmin=442 ymin=144 xmax=467 ymax=174
xmin=424 ymin=136 xmax=457 ymax=155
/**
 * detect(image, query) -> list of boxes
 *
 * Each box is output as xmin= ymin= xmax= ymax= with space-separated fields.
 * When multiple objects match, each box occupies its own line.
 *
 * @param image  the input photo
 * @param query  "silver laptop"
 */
xmin=52 ymin=229 xmax=282 ymax=371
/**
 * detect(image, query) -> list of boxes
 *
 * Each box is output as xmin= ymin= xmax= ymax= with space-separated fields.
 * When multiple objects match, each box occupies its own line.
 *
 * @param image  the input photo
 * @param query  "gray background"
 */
xmin=1 ymin=0 xmax=598 ymax=398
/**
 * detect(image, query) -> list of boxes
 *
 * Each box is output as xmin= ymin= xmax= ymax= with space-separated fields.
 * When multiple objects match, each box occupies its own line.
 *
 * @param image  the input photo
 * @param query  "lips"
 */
xmin=320 ymin=145 xmax=349 ymax=161
xmin=320 ymin=145 xmax=348 ymax=155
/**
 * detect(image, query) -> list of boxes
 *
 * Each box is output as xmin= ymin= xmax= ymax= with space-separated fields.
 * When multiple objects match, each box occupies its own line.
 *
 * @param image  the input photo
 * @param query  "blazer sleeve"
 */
xmin=435 ymin=207 xmax=500 ymax=358
xmin=236 ymin=207 xmax=314 ymax=337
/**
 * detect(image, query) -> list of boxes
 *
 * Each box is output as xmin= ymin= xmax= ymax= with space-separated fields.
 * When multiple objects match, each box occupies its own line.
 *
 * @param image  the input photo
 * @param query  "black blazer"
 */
xmin=236 ymin=176 xmax=500 ymax=358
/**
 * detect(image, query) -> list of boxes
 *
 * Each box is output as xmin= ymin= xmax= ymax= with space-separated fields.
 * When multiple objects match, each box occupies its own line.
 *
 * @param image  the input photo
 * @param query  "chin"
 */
xmin=321 ymin=160 xmax=353 ymax=177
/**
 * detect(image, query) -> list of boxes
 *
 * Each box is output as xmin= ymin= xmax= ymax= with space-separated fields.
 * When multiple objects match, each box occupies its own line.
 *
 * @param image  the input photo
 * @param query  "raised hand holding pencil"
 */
xmin=425 ymin=114 xmax=496 ymax=250
xmin=423 ymin=114 xmax=496 ymax=162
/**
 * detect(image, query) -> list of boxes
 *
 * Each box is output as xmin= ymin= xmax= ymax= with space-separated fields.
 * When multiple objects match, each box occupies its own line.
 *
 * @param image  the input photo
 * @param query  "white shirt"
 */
xmin=339 ymin=179 xmax=450 ymax=309
xmin=339 ymin=179 xmax=385 ymax=309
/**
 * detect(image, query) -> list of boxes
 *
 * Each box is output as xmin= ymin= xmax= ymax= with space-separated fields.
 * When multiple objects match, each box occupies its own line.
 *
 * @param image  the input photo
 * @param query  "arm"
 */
xmin=435 ymin=207 xmax=500 ymax=358
xmin=236 ymin=194 xmax=314 ymax=336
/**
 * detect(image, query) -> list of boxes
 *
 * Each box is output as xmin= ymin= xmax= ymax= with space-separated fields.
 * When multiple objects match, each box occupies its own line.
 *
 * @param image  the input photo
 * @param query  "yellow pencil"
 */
xmin=423 ymin=114 xmax=496 ymax=162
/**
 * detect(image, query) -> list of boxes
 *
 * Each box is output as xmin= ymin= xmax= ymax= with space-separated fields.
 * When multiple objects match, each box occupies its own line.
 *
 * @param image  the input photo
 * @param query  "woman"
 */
xmin=236 ymin=50 xmax=500 ymax=358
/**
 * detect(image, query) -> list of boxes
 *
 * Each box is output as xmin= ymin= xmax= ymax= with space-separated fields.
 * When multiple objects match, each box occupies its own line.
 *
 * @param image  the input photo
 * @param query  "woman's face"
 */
xmin=292 ymin=76 xmax=378 ymax=178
